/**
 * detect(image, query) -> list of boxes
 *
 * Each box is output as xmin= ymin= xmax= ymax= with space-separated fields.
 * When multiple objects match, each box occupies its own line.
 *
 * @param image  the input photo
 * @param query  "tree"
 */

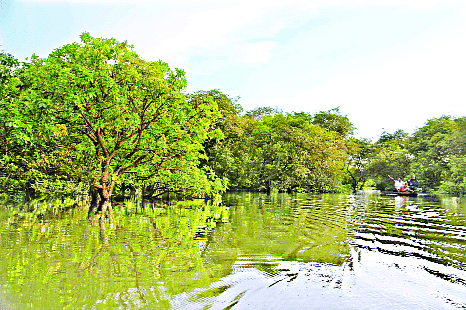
xmin=438 ymin=156 xmax=466 ymax=195
xmin=367 ymin=130 xmax=412 ymax=190
xmin=220 ymin=111 xmax=349 ymax=193
xmin=377 ymin=129 xmax=408 ymax=145
xmin=435 ymin=117 xmax=466 ymax=194
xmin=408 ymin=116 xmax=457 ymax=191
xmin=312 ymin=107 xmax=354 ymax=138
xmin=1 ymin=33 xmax=224 ymax=216
xmin=345 ymin=138 xmax=375 ymax=193
xmin=191 ymin=90 xmax=248 ymax=188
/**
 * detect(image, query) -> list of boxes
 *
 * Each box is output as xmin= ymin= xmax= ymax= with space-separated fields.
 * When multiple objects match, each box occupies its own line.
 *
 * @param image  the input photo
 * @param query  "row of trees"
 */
xmin=196 ymin=91 xmax=466 ymax=195
xmin=1 ymin=33 xmax=466 ymax=216
xmin=200 ymin=91 xmax=355 ymax=193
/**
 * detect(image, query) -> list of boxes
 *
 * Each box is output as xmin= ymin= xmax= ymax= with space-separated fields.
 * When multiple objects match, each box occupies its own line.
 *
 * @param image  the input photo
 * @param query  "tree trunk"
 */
xmin=98 ymin=185 xmax=114 ymax=220
xmin=88 ymin=189 xmax=100 ymax=218
xmin=88 ymin=183 xmax=115 ymax=221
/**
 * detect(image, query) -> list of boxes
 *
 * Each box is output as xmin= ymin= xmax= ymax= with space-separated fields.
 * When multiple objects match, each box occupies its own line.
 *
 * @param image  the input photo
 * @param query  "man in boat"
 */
xmin=407 ymin=175 xmax=420 ymax=191
xmin=388 ymin=175 xmax=406 ymax=192
xmin=389 ymin=175 xmax=419 ymax=194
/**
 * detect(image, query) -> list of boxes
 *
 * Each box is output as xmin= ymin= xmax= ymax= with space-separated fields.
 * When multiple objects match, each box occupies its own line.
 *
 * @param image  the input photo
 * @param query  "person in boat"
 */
xmin=399 ymin=181 xmax=410 ymax=193
xmin=407 ymin=175 xmax=420 ymax=191
xmin=388 ymin=175 xmax=405 ymax=192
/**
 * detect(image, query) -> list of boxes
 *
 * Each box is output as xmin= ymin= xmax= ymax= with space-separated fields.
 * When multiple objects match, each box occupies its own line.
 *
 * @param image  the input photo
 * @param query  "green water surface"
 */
xmin=1 ymin=193 xmax=466 ymax=309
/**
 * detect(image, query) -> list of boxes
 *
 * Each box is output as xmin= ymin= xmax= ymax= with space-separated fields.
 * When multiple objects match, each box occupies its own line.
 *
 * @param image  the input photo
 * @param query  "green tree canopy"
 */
xmin=368 ymin=130 xmax=412 ymax=190
xmin=376 ymin=129 xmax=409 ymax=145
xmin=1 ymin=33 xmax=225 ymax=214
xmin=312 ymin=107 xmax=354 ymax=138
xmin=206 ymin=108 xmax=351 ymax=193
xmin=408 ymin=116 xmax=458 ymax=190
xmin=344 ymin=138 xmax=375 ymax=193
xmin=244 ymin=106 xmax=282 ymax=120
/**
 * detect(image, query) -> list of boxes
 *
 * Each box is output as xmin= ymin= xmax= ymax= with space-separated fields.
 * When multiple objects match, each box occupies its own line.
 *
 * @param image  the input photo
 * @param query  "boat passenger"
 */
xmin=388 ymin=175 xmax=405 ymax=192
xmin=399 ymin=182 xmax=410 ymax=193
xmin=407 ymin=175 xmax=420 ymax=191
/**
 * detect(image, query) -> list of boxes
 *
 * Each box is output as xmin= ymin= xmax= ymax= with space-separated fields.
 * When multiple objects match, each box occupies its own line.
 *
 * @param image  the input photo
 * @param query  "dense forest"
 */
xmin=1 ymin=33 xmax=466 ymax=214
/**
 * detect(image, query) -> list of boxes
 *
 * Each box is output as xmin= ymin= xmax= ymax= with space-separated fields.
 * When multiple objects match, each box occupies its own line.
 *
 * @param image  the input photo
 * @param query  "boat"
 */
xmin=384 ymin=191 xmax=419 ymax=197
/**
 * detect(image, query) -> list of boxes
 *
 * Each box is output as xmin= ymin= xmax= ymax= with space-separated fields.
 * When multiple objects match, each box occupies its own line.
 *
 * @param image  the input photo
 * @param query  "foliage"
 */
xmin=376 ymin=129 xmax=409 ymax=145
xmin=344 ymin=138 xmax=375 ymax=193
xmin=0 ymin=51 xmax=36 ymax=201
xmin=407 ymin=116 xmax=457 ymax=191
xmin=433 ymin=117 xmax=466 ymax=194
xmin=244 ymin=106 xmax=281 ymax=119
xmin=245 ymin=112 xmax=348 ymax=192
xmin=311 ymin=107 xmax=355 ymax=138
xmin=190 ymin=89 xmax=244 ymax=182
xmin=367 ymin=130 xmax=412 ymax=190
xmin=205 ymin=106 xmax=353 ymax=193
xmin=1 ymin=34 xmax=225 ymax=208
xmin=438 ymin=157 xmax=466 ymax=195
xmin=0 ymin=51 xmax=21 ymax=98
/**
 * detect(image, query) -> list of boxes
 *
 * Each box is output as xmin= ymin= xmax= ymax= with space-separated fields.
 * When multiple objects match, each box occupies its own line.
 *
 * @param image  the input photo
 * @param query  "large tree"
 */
xmin=1 ymin=33 xmax=224 ymax=216
xmin=408 ymin=116 xmax=458 ymax=191
xmin=344 ymin=138 xmax=374 ymax=193
xmin=367 ymin=130 xmax=412 ymax=190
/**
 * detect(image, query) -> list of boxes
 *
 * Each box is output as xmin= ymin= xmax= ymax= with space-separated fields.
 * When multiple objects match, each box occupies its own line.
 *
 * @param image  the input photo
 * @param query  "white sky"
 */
xmin=1 ymin=0 xmax=465 ymax=139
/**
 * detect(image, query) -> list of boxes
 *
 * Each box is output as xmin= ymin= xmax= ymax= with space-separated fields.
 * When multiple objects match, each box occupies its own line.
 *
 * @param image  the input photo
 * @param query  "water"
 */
xmin=0 ymin=193 xmax=466 ymax=309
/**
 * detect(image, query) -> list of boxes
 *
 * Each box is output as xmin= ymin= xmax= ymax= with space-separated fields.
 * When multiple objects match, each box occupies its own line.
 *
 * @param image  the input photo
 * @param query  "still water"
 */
xmin=1 ymin=193 xmax=466 ymax=309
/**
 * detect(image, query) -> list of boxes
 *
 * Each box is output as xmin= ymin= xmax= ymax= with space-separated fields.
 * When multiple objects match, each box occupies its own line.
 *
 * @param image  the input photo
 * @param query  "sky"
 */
xmin=1 ymin=0 xmax=465 ymax=140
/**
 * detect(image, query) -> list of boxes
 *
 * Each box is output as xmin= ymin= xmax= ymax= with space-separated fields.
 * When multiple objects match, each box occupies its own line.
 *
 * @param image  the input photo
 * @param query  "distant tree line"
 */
xmin=199 ymin=90 xmax=466 ymax=196
xmin=1 ymin=33 xmax=466 ymax=217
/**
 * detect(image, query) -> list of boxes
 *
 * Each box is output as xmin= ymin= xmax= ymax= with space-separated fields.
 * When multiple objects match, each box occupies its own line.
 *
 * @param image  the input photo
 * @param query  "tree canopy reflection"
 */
xmin=0 ymin=200 xmax=231 ymax=309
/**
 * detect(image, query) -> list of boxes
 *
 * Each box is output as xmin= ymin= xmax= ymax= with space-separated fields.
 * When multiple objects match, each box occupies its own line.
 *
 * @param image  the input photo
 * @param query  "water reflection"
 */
xmin=0 ymin=202 xmax=231 ymax=309
xmin=1 ymin=194 xmax=466 ymax=309
xmin=185 ymin=193 xmax=466 ymax=309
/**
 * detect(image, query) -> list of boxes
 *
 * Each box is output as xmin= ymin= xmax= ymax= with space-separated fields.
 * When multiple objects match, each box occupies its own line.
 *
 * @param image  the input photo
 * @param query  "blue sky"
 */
xmin=1 ymin=0 xmax=465 ymax=139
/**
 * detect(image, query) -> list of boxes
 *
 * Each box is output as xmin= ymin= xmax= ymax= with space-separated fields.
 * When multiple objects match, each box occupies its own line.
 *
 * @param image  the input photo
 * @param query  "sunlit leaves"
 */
xmin=367 ymin=131 xmax=412 ymax=191
xmin=0 ymin=33 xmax=225 ymax=201
xmin=408 ymin=116 xmax=460 ymax=191
xmin=205 ymin=106 xmax=351 ymax=193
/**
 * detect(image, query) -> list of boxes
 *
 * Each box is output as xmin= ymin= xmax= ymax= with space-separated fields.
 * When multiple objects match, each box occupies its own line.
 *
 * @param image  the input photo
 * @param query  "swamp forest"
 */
xmin=1 ymin=33 xmax=466 ymax=309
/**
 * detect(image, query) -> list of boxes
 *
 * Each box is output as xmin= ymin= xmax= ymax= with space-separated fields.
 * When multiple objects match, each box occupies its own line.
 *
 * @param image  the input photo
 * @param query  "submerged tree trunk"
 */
xmin=88 ymin=189 xmax=100 ymax=218
xmin=99 ymin=198 xmax=114 ymax=221
xmin=98 ymin=184 xmax=114 ymax=220
xmin=88 ymin=183 xmax=115 ymax=221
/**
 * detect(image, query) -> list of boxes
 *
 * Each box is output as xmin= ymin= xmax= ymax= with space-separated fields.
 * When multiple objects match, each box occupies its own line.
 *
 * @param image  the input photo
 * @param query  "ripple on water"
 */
xmin=182 ymin=193 xmax=466 ymax=309
xmin=1 ymin=194 xmax=466 ymax=309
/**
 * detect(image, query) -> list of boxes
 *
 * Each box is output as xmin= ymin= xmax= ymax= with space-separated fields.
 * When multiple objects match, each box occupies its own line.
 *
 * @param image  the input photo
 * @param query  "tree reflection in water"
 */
xmin=1 ymin=194 xmax=466 ymax=309
xmin=0 ymin=200 xmax=231 ymax=309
